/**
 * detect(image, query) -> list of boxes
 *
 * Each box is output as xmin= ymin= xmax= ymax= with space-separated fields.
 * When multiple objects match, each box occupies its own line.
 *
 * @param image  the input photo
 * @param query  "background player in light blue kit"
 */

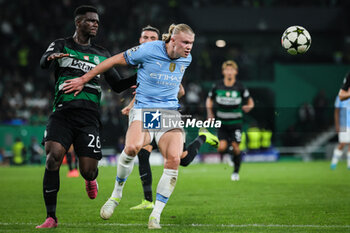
xmin=330 ymin=95 xmax=350 ymax=170
xmin=331 ymin=72 xmax=350 ymax=170
xmin=63 ymin=23 xmax=195 ymax=229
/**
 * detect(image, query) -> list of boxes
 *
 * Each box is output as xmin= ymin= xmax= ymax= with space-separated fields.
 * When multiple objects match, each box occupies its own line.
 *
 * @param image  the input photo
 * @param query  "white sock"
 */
xmin=347 ymin=152 xmax=350 ymax=168
xmin=150 ymin=169 xmax=178 ymax=220
xmin=111 ymin=150 xmax=135 ymax=200
xmin=331 ymin=148 xmax=342 ymax=165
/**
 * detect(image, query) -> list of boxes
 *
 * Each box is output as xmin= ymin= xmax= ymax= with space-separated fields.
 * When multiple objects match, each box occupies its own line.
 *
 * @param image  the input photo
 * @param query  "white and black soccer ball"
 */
xmin=281 ymin=26 xmax=311 ymax=55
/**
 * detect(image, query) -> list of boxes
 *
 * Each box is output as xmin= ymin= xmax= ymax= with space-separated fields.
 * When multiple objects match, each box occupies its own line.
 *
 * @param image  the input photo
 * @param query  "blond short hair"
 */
xmin=222 ymin=60 xmax=238 ymax=71
xmin=162 ymin=23 xmax=195 ymax=43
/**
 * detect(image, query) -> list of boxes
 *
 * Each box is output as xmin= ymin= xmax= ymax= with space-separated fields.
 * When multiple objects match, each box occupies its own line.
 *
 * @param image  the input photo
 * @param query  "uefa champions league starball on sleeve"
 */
xmin=281 ymin=26 xmax=311 ymax=55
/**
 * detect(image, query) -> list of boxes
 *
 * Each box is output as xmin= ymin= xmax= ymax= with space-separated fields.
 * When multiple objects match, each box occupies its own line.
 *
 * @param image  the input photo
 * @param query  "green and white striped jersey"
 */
xmin=208 ymin=80 xmax=250 ymax=125
xmin=40 ymin=37 xmax=120 ymax=113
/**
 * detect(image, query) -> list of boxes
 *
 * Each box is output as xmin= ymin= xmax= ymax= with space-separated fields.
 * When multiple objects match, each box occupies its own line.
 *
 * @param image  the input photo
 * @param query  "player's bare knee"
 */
xmin=46 ymin=152 xmax=61 ymax=170
xmin=233 ymin=148 xmax=240 ymax=155
xmin=124 ymin=144 xmax=142 ymax=156
xmin=165 ymin=154 xmax=180 ymax=169
xmin=218 ymin=146 xmax=226 ymax=153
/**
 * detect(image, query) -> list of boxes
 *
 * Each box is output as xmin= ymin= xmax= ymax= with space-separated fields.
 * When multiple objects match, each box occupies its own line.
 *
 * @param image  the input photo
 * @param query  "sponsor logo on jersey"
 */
xmin=149 ymin=73 xmax=182 ymax=83
xmin=59 ymin=57 xmax=100 ymax=77
xmin=70 ymin=59 xmax=94 ymax=73
xmin=169 ymin=63 xmax=176 ymax=72
xmin=216 ymin=96 xmax=242 ymax=105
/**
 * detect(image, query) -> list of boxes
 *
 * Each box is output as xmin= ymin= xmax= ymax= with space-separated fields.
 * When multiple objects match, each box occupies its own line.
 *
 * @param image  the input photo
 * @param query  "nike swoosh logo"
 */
xmin=93 ymin=150 xmax=101 ymax=153
xmin=45 ymin=189 xmax=57 ymax=193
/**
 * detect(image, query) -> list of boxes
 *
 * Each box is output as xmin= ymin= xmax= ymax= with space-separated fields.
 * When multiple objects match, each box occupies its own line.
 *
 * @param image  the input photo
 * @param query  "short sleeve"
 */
xmin=241 ymin=84 xmax=250 ymax=102
xmin=208 ymin=83 xmax=217 ymax=99
xmin=123 ymin=42 xmax=152 ymax=66
xmin=40 ymin=39 xmax=65 ymax=68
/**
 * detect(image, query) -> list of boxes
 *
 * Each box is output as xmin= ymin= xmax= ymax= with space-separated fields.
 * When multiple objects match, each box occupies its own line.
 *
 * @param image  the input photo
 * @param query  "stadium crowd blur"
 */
xmin=0 ymin=0 xmax=349 ymax=157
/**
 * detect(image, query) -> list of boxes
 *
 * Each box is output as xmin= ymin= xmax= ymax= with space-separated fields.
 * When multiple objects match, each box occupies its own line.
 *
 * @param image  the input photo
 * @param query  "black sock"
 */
xmin=66 ymin=152 xmax=73 ymax=171
xmin=43 ymin=169 xmax=60 ymax=221
xmin=74 ymin=155 xmax=78 ymax=169
xmin=138 ymin=149 xmax=152 ymax=202
xmin=180 ymin=135 xmax=205 ymax=167
xmin=233 ymin=152 xmax=242 ymax=173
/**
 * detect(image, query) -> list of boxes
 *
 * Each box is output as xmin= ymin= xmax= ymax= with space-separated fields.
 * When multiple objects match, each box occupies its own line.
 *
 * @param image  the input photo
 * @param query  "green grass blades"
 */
xmin=0 ymin=161 xmax=350 ymax=232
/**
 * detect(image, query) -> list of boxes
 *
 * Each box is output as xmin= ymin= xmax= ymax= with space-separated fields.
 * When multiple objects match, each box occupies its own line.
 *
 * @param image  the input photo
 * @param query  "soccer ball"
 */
xmin=281 ymin=26 xmax=311 ymax=55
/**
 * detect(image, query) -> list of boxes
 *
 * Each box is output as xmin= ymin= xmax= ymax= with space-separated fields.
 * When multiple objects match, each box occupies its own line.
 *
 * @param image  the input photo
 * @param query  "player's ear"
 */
xmin=75 ymin=19 xmax=79 ymax=28
xmin=75 ymin=15 xmax=83 ymax=28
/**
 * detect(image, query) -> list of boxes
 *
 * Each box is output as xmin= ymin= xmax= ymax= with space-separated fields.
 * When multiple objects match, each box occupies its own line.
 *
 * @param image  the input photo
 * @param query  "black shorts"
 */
xmin=150 ymin=139 xmax=158 ymax=150
xmin=43 ymin=109 xmax=102 ymax=160
xmin=218 ymin=123 xmax=242 ymax=143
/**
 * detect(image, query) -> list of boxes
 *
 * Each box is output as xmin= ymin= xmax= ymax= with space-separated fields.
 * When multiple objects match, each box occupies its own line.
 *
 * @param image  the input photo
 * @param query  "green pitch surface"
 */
xmin=1 ymin=161 xmax=350 ymax=232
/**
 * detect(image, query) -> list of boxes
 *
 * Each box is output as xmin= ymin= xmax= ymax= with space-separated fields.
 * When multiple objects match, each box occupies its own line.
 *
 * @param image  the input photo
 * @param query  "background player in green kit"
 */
xmin=36 ymin=5 xmax=135 ymax=228
xmin=206 ymin=60 xmax=254 ymax=181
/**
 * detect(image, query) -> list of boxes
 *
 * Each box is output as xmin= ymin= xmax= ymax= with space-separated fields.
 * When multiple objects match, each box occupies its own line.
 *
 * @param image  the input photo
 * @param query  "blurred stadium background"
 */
xmin=1 ymin=0 xmax=350 ymax=164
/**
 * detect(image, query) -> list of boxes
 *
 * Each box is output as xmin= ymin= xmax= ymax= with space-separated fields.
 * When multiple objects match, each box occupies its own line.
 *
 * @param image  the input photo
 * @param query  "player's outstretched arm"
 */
xmin=47 ymin=53 xmax=69 ymax=61
xmin=63 ymin=53 xmax=127 ymax=96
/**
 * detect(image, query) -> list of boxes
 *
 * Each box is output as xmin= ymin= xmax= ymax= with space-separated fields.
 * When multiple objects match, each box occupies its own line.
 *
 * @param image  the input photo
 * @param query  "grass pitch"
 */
xmin=0 ymin=161 xmax=350 ymax=232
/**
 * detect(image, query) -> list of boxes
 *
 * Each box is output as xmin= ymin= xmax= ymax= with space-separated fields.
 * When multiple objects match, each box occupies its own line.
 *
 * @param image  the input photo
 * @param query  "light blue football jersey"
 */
xmin=335 ymin=96 xmax=350 ymax=128
xmin=123 ymin=40 xmax=192 ymax=109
